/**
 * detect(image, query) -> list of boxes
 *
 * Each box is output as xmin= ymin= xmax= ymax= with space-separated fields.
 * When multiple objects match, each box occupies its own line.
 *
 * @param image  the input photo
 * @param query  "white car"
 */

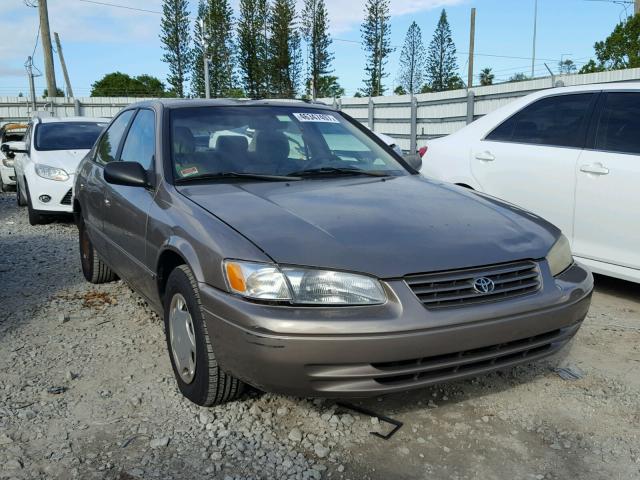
xmin=420 ymin=82 xmax=640 ymax=284
xmin=11 ymin=116 xmax=107 ymax=225
xmin=0 ymin=123 xmax=27 ymax=191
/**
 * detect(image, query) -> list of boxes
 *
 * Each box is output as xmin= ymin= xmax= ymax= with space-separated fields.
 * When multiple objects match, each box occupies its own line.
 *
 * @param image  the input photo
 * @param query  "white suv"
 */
xmin=420 ymin=83 xmax=640 ymax=284
xmin=11 ymin=116 xmax=107 ymax=225
xmin=0 ymin=123 xmax=26 ymax=191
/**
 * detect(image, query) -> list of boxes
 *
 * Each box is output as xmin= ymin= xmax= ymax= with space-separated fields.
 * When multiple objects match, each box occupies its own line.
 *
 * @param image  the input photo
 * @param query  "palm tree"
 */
xmin=479 ymin=67 xmax=494 ymax=86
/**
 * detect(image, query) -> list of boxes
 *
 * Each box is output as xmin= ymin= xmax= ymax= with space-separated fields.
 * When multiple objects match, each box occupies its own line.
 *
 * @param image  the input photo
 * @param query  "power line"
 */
xmin=78 ymin=0 xmax=162 ymax=14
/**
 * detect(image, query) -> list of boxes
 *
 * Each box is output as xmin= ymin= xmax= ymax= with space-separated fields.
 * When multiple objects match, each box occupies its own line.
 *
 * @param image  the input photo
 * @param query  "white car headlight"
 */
xmin=35 ymin=164 xmax=69 ymax=181
xmin=546 ymin=234 xmax=573 ymax=277
xmin=223 ymin=260 xmax=386 ymax=305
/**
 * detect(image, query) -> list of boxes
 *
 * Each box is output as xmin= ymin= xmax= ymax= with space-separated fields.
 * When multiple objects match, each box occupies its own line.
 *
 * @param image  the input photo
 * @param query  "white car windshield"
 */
xmin=35 ymin=122 xmax=106 ymax=151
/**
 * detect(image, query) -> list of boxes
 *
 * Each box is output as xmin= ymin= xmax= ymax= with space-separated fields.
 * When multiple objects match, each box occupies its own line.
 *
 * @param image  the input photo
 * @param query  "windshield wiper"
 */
xmin=287 ymin=167 xmax=393 ymax=178
xmin=175 ymin=171 xmax=301 ymax=184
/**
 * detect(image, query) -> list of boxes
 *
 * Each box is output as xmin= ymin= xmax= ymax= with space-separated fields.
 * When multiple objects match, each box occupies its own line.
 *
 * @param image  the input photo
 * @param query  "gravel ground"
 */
xmin=0 ymin=190 xmax=639 ymax=480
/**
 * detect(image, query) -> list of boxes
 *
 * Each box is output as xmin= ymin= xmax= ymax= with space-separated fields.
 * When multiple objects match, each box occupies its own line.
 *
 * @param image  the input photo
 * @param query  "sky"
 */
xmin=0 ymin=0 xmax=634 ymax=98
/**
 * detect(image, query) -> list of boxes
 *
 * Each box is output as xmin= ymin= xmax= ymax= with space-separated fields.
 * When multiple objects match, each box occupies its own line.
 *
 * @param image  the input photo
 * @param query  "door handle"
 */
xmin=580 ymin=163 xmax=609 ymax=175
xmin=475 ymin=151 xmax=495 ymax=162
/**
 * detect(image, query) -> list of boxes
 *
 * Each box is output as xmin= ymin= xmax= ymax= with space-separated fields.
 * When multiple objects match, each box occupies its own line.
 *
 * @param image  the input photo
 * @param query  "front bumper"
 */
xmin=200 ymin=261 xmax=593 ymax=397
xmin=0 ymin=164 xmax=15 ymax=185
xmin=26 ymin=172 xmax=74 ymax=214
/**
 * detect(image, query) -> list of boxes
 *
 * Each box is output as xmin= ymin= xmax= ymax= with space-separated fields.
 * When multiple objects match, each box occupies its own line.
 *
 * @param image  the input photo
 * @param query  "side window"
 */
xmin=95 ymin=110 xmax=135 ymax=165
xmin=486 ymin=93 xmax=595 ymax=148
xmin=119 ymin=109 xmax=156 ymax=170
xmin=595 ymin=92 xmax=640 ymax=155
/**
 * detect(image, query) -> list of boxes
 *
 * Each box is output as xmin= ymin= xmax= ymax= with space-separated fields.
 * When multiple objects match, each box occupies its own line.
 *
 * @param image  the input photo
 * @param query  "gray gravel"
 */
xmin=1 ymin=191 xmax=639 ymax=480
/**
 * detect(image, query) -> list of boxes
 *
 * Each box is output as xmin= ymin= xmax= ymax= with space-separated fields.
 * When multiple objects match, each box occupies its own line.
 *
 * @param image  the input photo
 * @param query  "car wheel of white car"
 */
xmin=0 ymin=177 xmax=9 ymax=193
xmin=78 ymin=219 xmax=118 ymax=284
xmin=163 ymin=264 xmax=245 ymax=407
xmin=16 ymin=179 xmax=27 ymax=207
xmin=24 ymin=181 xmax=47 ymax=226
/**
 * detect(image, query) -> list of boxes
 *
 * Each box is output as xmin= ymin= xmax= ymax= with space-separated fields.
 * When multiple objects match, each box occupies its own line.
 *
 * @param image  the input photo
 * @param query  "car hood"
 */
xmin=34 ymin=149 xmax=90 ymax=174
xmin=178 ymin=175 xmax=559 ymax=278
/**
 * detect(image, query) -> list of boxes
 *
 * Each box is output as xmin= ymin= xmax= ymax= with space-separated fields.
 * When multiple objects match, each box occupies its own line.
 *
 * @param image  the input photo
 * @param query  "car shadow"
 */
xmin=592 ymin=273 xmax=640 ymax=300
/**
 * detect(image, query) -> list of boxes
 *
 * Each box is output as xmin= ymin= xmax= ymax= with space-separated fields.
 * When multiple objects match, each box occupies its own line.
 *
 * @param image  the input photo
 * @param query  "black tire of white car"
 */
xmin=16 ymin=179 xmax=27 ymax=207
xmin=25 ymin=181 xmax=46 ymax=226
xmin=163 ymin=264 xmax=245 ymax=407
xmin=0 ymin=177 xmax=8 ymax=193
xmin=78 ymin=219 xmax=118 ymax=284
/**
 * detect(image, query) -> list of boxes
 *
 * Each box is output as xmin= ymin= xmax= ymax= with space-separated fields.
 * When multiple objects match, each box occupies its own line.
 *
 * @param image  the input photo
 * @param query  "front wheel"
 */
xmin=164 ymin=265 xmax=245 ymax=406
xmin=16 ymin=179 xmax=27 ymax=206
xmin=78 ymin=220 xmax=118 ymax=284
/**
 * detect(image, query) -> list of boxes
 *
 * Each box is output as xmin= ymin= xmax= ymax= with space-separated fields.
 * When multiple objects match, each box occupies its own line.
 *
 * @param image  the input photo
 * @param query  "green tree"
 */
xmin=579 ymin=59 xmax=605 ymax=74
xmin=302 ymin=0 xmax=334 ymax=98
xmin=393 ymin=85 xmax=407 ymax=95
xmin=559 ymin=59 xmax=576 ymax=74
xmin=160 ymin=0 xmax=192 ymax=97
xmin=426 ymin=9 xmax=458 ymax=92
xmin=269 ymin=0 xmax=302 ymax=98
xmin=42 ymin=87 xmax=65 ymax=98
xmin=206 ymin=0 xmax=236 ymax=97
xmin=361 ymin=0 xmax=393 ymax=96
xmin=191 ymin=0 xmax=208 ymax=97
xmin=305 ymin=75 xmax=344 ymax=98
xmin=238 ymin=0 xmax=270 ymax=98
xmin=90 ymin=72 xmax=168 ymax=97
xmin=479 ymin=67 xmax=494 ymax=86
xmin=397 ymin=21 xmax=425 ymax=95
xmin=581 ymin=14 xmax=640 ymax=72
xmin=508 ymin=72 xmax=529 ymax=83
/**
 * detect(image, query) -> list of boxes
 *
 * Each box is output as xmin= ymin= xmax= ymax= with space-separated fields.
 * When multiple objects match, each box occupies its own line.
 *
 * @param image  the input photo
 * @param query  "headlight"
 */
xmin=35 ymin=164 xmax=69 ymax=181
xmin=223 ymin=260 xmax=386 ymax=305
xmin=546 ymin=234 xmax=573 ymax=277
xmin=2 ymin=158 xmax=14 ymax=168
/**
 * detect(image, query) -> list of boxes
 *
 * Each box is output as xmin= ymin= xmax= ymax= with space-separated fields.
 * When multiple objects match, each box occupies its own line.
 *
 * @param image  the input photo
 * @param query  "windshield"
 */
xmin=35 ymin=122 xmax=106 ymax=151
xmin=170 ymin=106 xmax=407 ymax=180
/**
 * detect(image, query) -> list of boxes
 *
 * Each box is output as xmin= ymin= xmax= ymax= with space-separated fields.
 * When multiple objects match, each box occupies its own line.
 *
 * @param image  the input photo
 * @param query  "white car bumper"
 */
xmin=1 ymin=163 xmax=16 ymax=185
xmin=26 ymin=171 xmax=74 ymax=214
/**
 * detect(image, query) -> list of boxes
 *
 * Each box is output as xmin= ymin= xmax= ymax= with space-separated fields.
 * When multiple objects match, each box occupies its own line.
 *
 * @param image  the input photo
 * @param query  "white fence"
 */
xmin=2 ymin=68 xmax=640 ymax=152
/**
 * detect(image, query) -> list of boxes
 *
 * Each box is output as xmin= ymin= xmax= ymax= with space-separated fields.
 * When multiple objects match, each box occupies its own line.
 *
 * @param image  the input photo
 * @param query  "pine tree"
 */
xmin=425 ymin=9 xmax=458 ymax=92
xmin=397 ymin=21 xmax=425 ymax=95
xmin=269 ymin=0 xmax=302 ymax=98
xmin=238 ymin=0 xmax=270 ymax=98
xmin=160 ymin=0 xmax=192 ymax=97
xmin=361 ymin=0 xmax=393 ymax=97
xmin=191 ymin=0 xmax=207 ymax=97
xmin=301 ymin=0 xmax=334 ymax=98
xmin=206 ymin=0 xmax=236 ymax=97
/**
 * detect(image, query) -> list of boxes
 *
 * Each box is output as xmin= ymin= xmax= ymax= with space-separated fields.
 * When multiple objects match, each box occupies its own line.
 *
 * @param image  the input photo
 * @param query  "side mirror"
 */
xmin=403 ymin=153 xmax=422 ymax=172
xmin=104 ymin=161 xmax=148 ymax=187
xmin=4 ymin=141 xmax=27 ymax=154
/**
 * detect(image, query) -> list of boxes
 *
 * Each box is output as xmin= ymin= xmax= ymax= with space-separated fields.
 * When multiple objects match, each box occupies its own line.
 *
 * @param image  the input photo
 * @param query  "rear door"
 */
xmin=102 ymin=108 xmax=157 ymax=296
xmin=573 ymin=91 xmax=640 ymax=272
xmin=83 ymin=110 xmax=135 ymax=254
xmin=470 ymin=93 xmax=598 ymax=238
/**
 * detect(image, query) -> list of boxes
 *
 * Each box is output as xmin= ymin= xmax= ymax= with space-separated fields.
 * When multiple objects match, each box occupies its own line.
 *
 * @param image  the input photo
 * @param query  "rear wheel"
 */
xmin=164 ymin=265 xmax=245 ymax=406
xmin=78 ymin=219 xmax=118 ymax=284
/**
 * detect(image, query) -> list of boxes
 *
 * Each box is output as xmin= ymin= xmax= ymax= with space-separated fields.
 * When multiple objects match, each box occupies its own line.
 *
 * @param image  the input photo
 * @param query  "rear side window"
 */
xmin=96 ymin=110 xmax=135 ymax=165
xmin=595 ymin=92 xmax=640 ymax=154
xmin=486 ymin=93 xmax=595 ymax=148
xmin=120 ymin=109 xmax=156 ymax=170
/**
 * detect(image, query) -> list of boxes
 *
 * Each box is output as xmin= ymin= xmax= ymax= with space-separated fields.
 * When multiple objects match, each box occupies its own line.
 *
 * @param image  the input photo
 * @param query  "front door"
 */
xmin=470 ymin=92 xmax=598 ymax=239
xmin=573 ymin=91 xmax=640 ymax=272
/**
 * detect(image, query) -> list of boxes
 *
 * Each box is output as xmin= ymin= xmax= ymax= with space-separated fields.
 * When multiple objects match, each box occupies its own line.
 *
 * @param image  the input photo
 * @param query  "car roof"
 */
xmin=123 ymin=98 xmax=335 ymax=111
xmin=34 ymin=116 xmax=110 ymax=124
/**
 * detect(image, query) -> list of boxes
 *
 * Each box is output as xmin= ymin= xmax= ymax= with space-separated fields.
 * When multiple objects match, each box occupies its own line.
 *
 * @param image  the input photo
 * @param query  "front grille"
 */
xmin=406 ymin=260 xmax=540 ymax=309
xmin=371 ymin=327 xmax=565 ymax=386
xmin=60 ymin=189 xmax=72 ymax=205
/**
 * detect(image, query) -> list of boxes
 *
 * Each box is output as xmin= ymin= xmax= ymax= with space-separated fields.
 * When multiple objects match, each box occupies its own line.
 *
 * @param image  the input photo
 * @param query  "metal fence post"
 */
xmin=410 ymin=95 xmax=418 ymax=153
xmin=466 ymin=90 xmax=475 ymax=124
xmin=337 ymin=98 xmax=342 ymax=111
xmin=74 ymin=98 xmax=81 ymax=116
xmin=368 ymin=98 xmax=374 ymax=130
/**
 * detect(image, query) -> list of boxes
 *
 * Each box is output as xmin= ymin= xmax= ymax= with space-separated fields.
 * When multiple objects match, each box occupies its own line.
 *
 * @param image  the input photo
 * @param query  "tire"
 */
xmin=0 ymin=177 xmax=8 ymax=192
xmin=24 ymin=181 xmax=47 ymax=225
xmin=78 ymin=219 xmax=118 ymax=284
xmin=16 ymin=179 xmax=27 ymax=206
xmin=164 ymin=264 xmax=245 ymax=406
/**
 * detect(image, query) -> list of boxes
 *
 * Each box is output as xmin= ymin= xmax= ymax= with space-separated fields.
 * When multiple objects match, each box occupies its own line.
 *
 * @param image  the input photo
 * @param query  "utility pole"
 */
xmin=531 ymin=0 xmax=538 ymax=78
xmin=467 ymin=7 xmax=476 ymax=88
xmin=635 ymin=0 xmax=639 ymax=15
xmin=39 ymin=0 xmax=58 ymax=97
xmin=25 ymin=57 xmax=38 ymax=113
xmin=200 ymin=19 xmax=210 ymax=99
xmin=53 ymin=33 xmax=73 ymax=98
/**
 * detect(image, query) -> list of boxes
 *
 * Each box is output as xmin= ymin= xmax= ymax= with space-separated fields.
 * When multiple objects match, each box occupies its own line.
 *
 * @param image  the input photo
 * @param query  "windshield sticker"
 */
xmin=292 ymin=112 xmax=340 ymax=123
xmin=180 ymin=166 xmax=199 ymax=177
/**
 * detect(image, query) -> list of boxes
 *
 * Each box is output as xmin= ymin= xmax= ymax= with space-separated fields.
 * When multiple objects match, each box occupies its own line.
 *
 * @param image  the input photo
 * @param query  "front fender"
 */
xmin=157 ymin=235 xmax=206 ymax=284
